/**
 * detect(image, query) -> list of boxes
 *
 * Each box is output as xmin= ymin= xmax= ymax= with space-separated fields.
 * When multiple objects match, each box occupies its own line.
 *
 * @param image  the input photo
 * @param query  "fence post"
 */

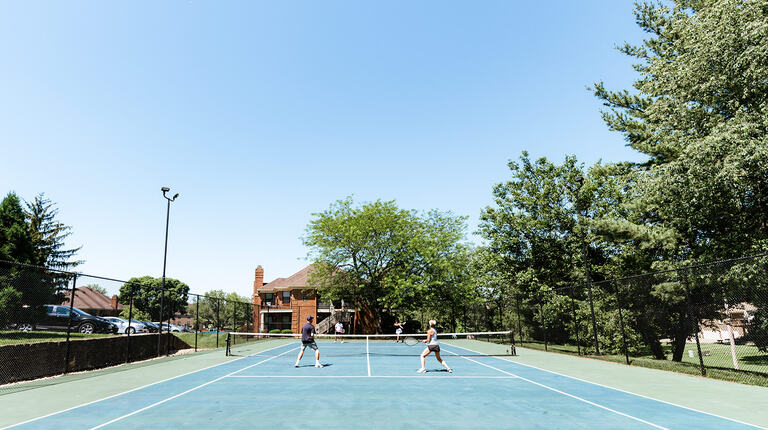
xmin=165 ymin=293 xmax=172 ymax=356
xmin=569 ymin=285 xmax=581 ymax=356
xmin=157 ymin=287 xmax=164 ymax=357
xmin=126 ymin=283 xmax=134 ymax=363
xmin=682 ymin=268 xmax=706 ymax=377
xmin=614 ymin=282 xmax=630 ymax=365
xmin=538 ymin=294 xmax=547 ymax=352
xmin=216 ymin=298 xmax=221 ymax=348
xmin=515 ymin=295 xmax=524 ymax=345
xmin=194 ymin=294 xmax=199 ymax=352
xmin=63 ymin=273 xmax=78 ymax=374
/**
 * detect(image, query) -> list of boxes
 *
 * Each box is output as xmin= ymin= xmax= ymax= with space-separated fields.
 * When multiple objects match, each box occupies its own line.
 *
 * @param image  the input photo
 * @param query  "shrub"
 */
xmin=269 ymin=329 xmax=281 ymax=334
xmin=281 ymin=329 xmax=293 ymax=334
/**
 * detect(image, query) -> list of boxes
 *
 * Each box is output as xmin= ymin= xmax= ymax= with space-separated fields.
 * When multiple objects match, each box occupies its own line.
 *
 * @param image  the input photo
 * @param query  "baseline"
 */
xmin=225 ymin=375 xmax=518 ymax=379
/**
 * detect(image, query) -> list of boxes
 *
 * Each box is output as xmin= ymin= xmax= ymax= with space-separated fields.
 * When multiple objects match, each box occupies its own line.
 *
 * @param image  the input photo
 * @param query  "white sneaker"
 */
xmin=315 ymin=363 xmax=323 ymax=368
xmin=341 ymin=341 xmax=344 ymax=343
xmin=417 ymin=368 xmax=426 ymax=374
xmin=446 ymin=368 xmax=453 ymax=373
xmin=294 ymin=363 xmax=299 ymax=368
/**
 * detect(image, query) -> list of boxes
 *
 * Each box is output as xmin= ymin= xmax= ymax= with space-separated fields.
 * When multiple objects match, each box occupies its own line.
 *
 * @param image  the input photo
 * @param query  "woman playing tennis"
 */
xmin=417 ymin=320 xmax=452 ymax=373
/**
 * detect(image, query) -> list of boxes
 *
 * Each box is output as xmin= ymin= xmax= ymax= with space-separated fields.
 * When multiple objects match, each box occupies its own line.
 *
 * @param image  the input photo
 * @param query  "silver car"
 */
xmin=103 ymin=317 xmax=148 ymax=334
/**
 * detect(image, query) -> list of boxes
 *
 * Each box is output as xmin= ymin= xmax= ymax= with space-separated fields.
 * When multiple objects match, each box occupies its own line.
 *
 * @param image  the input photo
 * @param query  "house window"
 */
xmin=264 ymin=293 xmax=273 ymax=305
xmin=282 ymin=291 xmax=290 ymax=304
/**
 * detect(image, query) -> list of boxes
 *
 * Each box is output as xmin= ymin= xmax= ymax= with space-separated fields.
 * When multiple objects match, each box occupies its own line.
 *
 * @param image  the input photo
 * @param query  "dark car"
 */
xmin=14 ymin=305 xmax=118 ymax=334
xmin=141 ymin=321 xmax=160 ymax=333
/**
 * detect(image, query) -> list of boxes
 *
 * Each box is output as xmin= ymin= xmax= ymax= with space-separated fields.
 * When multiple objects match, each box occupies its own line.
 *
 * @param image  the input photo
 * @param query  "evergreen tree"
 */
xmin=0 ymin=192 xmax=34 ymax=264
xmin=25 ymin=193 xmax=81 ymax=270
xmin=592 ymin=0 xmax=768 ymax=360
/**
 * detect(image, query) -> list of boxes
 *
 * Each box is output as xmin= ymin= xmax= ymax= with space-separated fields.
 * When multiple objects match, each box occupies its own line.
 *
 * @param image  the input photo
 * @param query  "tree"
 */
xmin=0 ymin=192 xmax=34 ymax=264
xmin=84 ymin=284 xmax=108 ymax=296
xmin=119 ymin=307 xmax=151 ymax=322
xmin=117 ymin=276 xmax=189 ymax=322
xmin=303 ymin=197 xmax=469 ymax=333
xmin=0 ymin=192 xmax=47 ymax=313
xmin=197 ymin=290 xmax=252 ymax=329
xmin=25 ymin=193 xmax=81 ymax=270
xmin=592 ymin=0 xmax=768 ymax=360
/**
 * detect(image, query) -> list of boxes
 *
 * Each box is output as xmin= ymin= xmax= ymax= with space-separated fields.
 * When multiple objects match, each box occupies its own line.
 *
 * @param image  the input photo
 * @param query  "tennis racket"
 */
xmin=404 ymin=337 xmax=419 ymax=346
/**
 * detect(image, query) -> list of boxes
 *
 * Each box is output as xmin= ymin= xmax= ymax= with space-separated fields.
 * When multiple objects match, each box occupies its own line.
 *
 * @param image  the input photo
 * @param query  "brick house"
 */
xmin=60 ymin=286 xmax=123 ymax=317
xmin=252 ymin=264 xmax=359 ymax=334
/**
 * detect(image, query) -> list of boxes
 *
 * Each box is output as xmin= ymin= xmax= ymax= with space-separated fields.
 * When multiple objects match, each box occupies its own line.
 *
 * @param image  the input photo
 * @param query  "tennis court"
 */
xmin=1 ymin=333 xmax=766 ymax=430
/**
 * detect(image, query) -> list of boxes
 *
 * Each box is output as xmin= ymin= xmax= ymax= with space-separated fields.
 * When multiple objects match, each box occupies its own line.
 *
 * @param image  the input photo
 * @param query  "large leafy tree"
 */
xmin=593 ymin=0 xmax=768 ymax=360
xmin=479 ymin=154 xmax=649 ymax=354
xmin=303 ymin=198 xmax=469 ymax=333
xmin=118 ymin=276 xmax=189 ymax=322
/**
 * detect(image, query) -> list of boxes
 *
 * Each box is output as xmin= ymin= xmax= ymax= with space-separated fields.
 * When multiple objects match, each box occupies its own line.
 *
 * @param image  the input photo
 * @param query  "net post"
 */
xmin=225 ymin=332 xmax=232 ymax=356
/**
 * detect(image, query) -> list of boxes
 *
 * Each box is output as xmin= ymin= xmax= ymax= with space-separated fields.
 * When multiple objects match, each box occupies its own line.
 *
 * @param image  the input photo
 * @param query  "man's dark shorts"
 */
xmin=301 ymin=340 xmax=318 ymax=351
xmin=427 ymin=344 xmax=440 ymax=352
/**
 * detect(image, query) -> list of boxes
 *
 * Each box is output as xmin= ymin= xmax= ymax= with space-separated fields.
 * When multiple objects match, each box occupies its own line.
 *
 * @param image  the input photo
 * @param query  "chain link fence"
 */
xmin=3 ymin=255 xmax=767 ymax=389
xmin=0 ymin=260 xmax=259 ymax=390
xmin=509 ymin=255 xmax=768 ymax=386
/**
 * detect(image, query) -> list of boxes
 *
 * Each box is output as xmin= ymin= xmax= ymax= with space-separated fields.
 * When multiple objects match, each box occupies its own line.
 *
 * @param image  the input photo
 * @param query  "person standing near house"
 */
xmin=296 ymin=316 xmax=322 ymax=368
xmin=334 ymin=320 xmax=344 ymax=343
xmin=417 ymin=320 xmax=451 ymax=373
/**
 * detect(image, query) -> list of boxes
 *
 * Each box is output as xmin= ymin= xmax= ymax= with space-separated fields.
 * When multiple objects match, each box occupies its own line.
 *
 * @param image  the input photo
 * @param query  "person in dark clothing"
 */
xmin=295 ymin=316 xmax=322 ymax=368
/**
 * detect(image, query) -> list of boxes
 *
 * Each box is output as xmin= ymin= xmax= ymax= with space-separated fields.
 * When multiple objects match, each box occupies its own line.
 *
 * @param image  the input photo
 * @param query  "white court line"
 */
xmin=226 ymin=375 xmax=518 ymax=379
xmin=443 ymin=347 xmax=668 ymax=430
xmin=0 ymin=341 xmax=296 ymax=430
xmin=366 ymin=335 xmax=371 ymax=376
xmin=89 ymin=347 xmax=298 ymax=430
xmin=446 ymin=343 xmax=768 ymax=430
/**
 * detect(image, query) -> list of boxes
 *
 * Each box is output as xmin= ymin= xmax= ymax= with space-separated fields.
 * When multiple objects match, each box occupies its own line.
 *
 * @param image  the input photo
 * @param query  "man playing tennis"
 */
xmin=334 ymin=321 xmax=344 ymax=343
xmin=417 ymin=320 xmax=452 ymax=373
xmin=295 ymin=316 xmax=322 ymax=368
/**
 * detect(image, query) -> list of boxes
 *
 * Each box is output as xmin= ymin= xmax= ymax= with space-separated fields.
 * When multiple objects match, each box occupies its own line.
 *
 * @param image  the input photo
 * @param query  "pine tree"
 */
xmin=25 ymin=193 xmax=81 ymax=270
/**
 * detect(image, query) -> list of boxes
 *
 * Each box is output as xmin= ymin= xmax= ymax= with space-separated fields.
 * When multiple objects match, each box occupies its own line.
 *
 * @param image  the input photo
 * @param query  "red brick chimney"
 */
xmin=111 ymin=295 xmax=119 ymax=309
xmin=252 ymin=266 xmax=264 ymax=333
xmin=254 ymin=265 xmax=264 ymax=294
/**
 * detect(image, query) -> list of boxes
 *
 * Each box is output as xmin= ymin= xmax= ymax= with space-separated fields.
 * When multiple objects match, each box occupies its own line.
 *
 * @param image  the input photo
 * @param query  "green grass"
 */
xmin=173 ymin=332 xmax=227 ymax=349
xmin=0 ymin=331 xmax=116 ymax=346
xmin=517 ymin=340 xmax=768 ymax=387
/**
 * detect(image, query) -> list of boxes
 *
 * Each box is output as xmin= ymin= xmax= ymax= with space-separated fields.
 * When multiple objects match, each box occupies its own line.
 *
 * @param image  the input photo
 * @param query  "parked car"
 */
xmin=102 ymin=317 xmax=148 ymax=334
xmin=141 ymin=321 xmax=160 ymax=333
xmin=156 ymin=322 xmax=184 ymax=332
xmin=14 ymin=305 xmax=118 ymax=334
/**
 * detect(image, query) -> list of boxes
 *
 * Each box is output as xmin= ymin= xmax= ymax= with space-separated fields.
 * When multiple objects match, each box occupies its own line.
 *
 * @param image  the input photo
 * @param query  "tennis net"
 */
xmin=225 ymin=331 xmax=516 ymax=357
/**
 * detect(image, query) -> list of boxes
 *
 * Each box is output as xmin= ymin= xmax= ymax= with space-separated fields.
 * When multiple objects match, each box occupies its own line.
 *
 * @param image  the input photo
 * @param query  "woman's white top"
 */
xmin=427 ymin=328 xmax=439 ymax=345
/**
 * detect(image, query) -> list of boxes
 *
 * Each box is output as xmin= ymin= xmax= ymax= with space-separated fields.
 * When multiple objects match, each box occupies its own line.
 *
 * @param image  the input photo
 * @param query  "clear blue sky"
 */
xmin=1 ymin=1 xmax=647 ymax=298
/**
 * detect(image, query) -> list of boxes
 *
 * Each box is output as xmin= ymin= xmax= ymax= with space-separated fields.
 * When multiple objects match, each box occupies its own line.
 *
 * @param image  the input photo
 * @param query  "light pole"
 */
xmin=160 ymin=186 xmax=179 ymax=356
xmin=573 ymin=176 xmax=600 ymax=355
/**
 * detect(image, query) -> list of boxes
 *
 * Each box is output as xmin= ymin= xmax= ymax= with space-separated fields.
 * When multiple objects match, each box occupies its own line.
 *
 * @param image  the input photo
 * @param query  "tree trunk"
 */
xmin=671 ymin=309 xmax=690 ymax=362
xmin=637 ymin=315 xmax=666 ymax=359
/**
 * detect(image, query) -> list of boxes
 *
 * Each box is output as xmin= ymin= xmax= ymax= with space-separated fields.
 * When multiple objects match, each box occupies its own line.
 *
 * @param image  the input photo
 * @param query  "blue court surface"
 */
xmin=3 ymin=339 xmax=766 ymax=430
